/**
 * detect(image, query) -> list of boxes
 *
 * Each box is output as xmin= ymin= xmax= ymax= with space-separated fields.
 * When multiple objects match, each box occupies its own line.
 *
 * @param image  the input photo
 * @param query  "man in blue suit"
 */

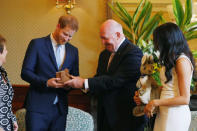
xmin=21 ymin=15 xmax=79 ymax=131
xmin=65 ymin=19 xmax=146 ymax=131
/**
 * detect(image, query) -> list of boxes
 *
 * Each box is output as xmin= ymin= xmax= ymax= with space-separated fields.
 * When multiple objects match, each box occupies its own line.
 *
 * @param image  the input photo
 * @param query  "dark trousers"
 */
xmin=25 ymin=104 xmax=67 ymax=131
xmin=131 ymin=115 xmax=147 ymax=131
xmin=97 ymin=110 xmax=146 ymax=131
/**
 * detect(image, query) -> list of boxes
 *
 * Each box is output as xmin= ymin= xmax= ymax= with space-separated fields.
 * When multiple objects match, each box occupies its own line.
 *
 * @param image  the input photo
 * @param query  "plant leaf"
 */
xmin=187 ymin=26 xmax=197 ymax=32
xmin=143 ymin=20 xmax=160 ymax=41
xmin=140 ymin=12 xmax=162 ymax=38
xmin=185 ymin=21 xmax=197 ymax=30
xmin=186 ymin=35 xmax=197 ymax=41
xmin=172 ymin=0 xmax=184 ymax=27
xmin=160 ymin=15 xmax=166 ymax=23
xmin=140 ymin=2 xmax=152 ymax=32
xmin=134 ymin=1 xmax=149 ymax=27
xmin=183 ymin=0 xmax=192 ymax=26
xmin=134 ymin=1 xmax=151 ymax=33
xmin=184 ymin=31 xmax=197 ymax=40
xmin=108 ymin=2 xmax=131 ymax=28
xmin=192 ymin=50 xmax=197 ymax=58
xmin=123 ymin=28 xmax=133 ymax=41
xmin=133 ymin=0 xmax=145 ymax=26
xmin=116 ymin=2 xmax=132 ymax=26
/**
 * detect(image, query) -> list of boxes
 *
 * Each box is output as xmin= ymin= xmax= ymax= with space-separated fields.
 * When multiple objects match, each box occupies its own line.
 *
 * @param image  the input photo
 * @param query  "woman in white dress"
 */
xmin=144 ymin=22 xmax=195 ymax=131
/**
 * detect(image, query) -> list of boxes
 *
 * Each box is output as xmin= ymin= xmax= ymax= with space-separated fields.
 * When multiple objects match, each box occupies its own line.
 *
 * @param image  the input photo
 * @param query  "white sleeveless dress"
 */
xmin=154 ymin=54 xmax=193 ymax=131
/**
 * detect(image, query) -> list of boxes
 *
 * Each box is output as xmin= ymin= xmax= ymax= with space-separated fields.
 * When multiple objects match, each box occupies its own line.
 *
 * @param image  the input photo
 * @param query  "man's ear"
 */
xmin=56 ymin=24 xmax=61 ymax=29
xmin=116 ymin=32 xmax=121 ymax=38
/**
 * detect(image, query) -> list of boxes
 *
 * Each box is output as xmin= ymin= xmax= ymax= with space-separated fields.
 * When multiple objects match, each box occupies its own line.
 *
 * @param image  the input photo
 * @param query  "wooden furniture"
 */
xmin=12 ymin=85 xmax=91 ymax=113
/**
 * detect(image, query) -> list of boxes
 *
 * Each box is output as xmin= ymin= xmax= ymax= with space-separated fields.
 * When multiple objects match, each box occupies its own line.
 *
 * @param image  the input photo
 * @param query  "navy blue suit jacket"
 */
xmin=21 ymin=35 xmax=79 ymax=115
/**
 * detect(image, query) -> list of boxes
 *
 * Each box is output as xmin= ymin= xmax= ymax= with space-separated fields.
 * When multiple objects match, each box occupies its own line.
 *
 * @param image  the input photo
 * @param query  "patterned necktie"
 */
xmin=107 ymin=52 xmax=115 ymax=70
xmin=56 ymin=44 xmax=61 ymax=70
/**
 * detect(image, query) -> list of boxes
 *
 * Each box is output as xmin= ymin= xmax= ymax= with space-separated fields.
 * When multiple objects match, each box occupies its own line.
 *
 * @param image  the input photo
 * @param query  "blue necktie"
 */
xmin=56 ymin=44 xmax=61 ymax=70
xmin=54 ymin=44 xmax=61 ymax=104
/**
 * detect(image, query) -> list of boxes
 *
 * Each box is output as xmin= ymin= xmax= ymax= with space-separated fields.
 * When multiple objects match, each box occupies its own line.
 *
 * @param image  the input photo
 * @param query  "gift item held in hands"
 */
xmin=56 ymin=68 xmax=72 ymax=83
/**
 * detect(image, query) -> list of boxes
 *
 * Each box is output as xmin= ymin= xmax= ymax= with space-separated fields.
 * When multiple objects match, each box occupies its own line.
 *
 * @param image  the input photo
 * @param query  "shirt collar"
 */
xmin=114 ymin=37 xmax=125 ymax=52
xmin=50 ymin=33 xmax=64 ymax=47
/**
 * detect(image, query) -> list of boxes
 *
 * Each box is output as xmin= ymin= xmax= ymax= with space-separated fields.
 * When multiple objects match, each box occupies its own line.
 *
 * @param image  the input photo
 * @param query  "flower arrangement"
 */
xmin=151 ymin=59 xmax=162 ymax=87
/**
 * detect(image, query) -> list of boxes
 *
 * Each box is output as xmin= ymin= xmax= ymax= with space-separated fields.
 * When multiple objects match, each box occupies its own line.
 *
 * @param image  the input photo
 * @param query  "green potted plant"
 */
xmin=108 ymin=0 xmax=164 ymax=53
xmin=172 ymin=0 xmax=197 ymax=40
xmin=172 ymin=0 xmax=197 ymax=93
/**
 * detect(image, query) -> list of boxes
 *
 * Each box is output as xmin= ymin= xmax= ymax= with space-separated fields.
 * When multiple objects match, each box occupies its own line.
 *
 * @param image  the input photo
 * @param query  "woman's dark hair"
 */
xmin=153 ymin=22 xmax=195 ymax=83
xmin=0 ymin=34 xmax=5 ymax=54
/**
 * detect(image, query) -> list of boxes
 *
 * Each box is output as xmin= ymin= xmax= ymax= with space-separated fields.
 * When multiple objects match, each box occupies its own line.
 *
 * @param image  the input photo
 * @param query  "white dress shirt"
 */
xmin=50 ymin=34 xmax=66 ymax=104
xmin=50 ymin=34 xmax=65 ymax=69
xmin=83 ymin=37 xmax=126 ymax=92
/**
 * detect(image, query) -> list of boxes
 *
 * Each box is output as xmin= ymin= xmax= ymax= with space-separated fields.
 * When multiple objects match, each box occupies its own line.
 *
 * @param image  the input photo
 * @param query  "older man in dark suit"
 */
xmin=21 ymin=15 xmax=79 ymax=131
xmin=65 ymin=19 xmax=146 ymax=131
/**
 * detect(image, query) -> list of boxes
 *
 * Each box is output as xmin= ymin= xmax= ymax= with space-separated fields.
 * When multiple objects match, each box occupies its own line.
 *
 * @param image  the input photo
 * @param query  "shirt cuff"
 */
xmin=81 ymin=79 xmax=89 ymax=93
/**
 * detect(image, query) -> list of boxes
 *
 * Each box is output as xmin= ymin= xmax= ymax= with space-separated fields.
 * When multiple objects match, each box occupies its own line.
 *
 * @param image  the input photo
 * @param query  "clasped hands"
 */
xmin=47 ymin=76 xmax=84 ymax=89
xmin=134 ymin=91 xmax=156 ymax=118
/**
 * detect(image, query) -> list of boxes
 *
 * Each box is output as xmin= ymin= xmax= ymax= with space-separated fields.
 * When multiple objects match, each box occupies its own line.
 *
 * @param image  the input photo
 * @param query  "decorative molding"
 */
xmin=109 ymin=0 xmax=172 ymax=12
xmin=111 ymin=0 xmax=183 ymax=4
xmin=107 ymin=0 xmax=176 ymax=21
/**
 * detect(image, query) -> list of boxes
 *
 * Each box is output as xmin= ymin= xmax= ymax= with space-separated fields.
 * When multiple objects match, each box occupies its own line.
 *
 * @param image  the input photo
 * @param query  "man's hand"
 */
xmin=47 ymin=78 xmax=65 ymax=88
xmin=64 ymin=76 xmax=84 ymax=89
xmin=134 ymin=91 xmax=142 ymax=105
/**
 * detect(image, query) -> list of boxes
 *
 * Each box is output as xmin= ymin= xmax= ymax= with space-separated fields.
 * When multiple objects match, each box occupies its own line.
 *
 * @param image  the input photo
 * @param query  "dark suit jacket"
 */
xmin=21 ymin=35 xmax=79 ymax=115
xmin=88 ymin=39 xmax=144 ymax=131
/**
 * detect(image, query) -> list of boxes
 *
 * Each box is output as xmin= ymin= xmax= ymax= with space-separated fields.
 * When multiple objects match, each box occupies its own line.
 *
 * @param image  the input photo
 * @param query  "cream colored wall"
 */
xmin=0 ymin=0 xmax=106 ymax=84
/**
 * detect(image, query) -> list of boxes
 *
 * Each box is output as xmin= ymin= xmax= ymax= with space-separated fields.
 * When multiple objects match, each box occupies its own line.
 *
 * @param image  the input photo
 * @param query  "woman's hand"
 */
xmin=13 ymin=121 xmax=18 ymax=131
xmin=134 ymin=91 xmax=142 ymax=105
xmin=144 ymin=100 xmax=157 ymax=118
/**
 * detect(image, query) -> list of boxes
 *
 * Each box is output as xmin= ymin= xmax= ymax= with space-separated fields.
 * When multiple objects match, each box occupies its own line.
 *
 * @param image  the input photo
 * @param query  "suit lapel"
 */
xmin=61 ymin=43 xmax=70 ymax=69
xmin=45 ymin=35 xmax=59 ymax=70
xmin=107 ymin=39 xmax=131 ymax=73
xmin=103 ymin=51 xmax=111 ymax=72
